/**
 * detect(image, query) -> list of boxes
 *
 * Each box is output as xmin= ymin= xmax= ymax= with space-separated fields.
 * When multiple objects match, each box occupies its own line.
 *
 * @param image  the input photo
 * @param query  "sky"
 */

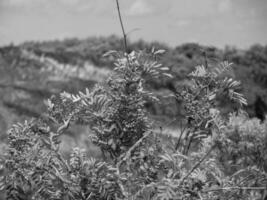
xmin=0 ymin=0 xmax=267 ymax=48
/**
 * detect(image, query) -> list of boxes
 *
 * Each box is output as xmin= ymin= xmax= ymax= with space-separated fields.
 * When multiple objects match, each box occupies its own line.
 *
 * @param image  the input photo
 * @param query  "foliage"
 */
xmin=0 ymin=47 xmax=266 ymax=200
xmin=217 ymin=112 xmax=267 ymax=173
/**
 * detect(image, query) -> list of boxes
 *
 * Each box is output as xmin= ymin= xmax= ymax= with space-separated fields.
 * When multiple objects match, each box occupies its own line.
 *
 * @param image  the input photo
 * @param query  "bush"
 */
xmin=0 ymin=47 xmax=266 ymax=200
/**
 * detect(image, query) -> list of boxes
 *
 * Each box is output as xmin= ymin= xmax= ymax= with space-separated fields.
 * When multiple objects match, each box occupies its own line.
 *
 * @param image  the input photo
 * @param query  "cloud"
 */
xmin=218 ymin=0 xmax=232 ymax=13
xmin=127 ymin=0 xmax=153 ymax=16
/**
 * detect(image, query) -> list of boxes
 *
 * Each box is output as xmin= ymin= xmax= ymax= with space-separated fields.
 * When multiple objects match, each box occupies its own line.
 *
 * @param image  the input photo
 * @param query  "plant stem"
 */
xmin=185 ymin=134 xmax=194 ymax=155
xmin=202 ymin=50 xmax=208 ymax=69
xmin=115 ymin=131 xmax=152 ymax=198
xmin=57 ymin=115 xmax=72 ymax=135
xmin=117 ymin=131 xmax=151 ymax=168
xmin=175 ymin=124 xmax=187 ymax=151
xmin=115 ymin=0 xmax=128 ymax=53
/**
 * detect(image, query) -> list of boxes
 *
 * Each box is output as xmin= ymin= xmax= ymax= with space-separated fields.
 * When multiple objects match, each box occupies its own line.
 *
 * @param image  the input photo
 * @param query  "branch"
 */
xmin=115 ymin=0 xmax=128 ymax=53
xmin=56 ymin=115 xmax=72 ymax=134
xmin=117 ymin=131 xmax=152 ymax=168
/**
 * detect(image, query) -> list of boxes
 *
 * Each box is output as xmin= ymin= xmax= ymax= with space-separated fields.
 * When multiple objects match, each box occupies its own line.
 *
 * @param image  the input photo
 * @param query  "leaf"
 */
xmin=162 ymin=73 xmax=173 ymax=78
xmin=154 ymin=49 xmax=166 ymax=55
xmin=102 ymin=50 xmax=118 ymax=57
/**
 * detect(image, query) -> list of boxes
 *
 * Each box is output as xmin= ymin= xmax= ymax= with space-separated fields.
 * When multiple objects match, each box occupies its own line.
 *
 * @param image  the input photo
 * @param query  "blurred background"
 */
xmin=0 ymin=0 xmax=267 ymax=156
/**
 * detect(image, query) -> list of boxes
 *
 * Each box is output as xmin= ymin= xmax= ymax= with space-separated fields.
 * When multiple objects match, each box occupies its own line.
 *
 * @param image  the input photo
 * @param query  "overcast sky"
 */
xmin=0 ymin=0 xmax=267 ymax=48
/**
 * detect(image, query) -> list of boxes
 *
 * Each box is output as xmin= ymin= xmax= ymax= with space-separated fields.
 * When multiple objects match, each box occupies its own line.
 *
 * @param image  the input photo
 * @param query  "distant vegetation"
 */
xmin=3 ymin=36 xmax=267 ymax=118
xmin=0 ymin=36 xmax=267 ymax=141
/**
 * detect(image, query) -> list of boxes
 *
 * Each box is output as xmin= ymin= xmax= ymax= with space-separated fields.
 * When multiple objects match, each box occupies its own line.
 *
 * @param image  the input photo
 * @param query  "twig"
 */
xmin=185 ymin=133 xmax=194 ymax=155
xmin=115 ymin=0 xmax=128 ymax=53
xmin=175 ymin=122 xmax=187 ymax=151
xmin=126 ymin=28 xmax=141 ymax=37
xmin=165 ymin=117 xmax=178 ymax=128
xmin=117 ymin=131 xmax=152 ymax=168
xmin=203 ymin=186 xmax=266 ymax=193
xmin=183 ymin=129 xmax=191 ymax=154
xmin=198 ymin=192 xmax=203 ymax=200
xmin=116 ymin=174 xmax=128 ymax=198
xmin=57 ymin=153 xmax=71 ymax=172
xmin=115 ymin=131 xmax=152 ymax=198
xmin=180 ymin=145 xmax=214 ymax=184
xmin=202 ymin=50 xmax=208 ymax=69
xmin=131 ymin=182 xmax=157 ymax=200
xmin=57 ymin=115 xmax=72 ymax=134
xmin=48 ymin=165 xmax=72 ymax=184
xmin=86 ymin=193 xmax=93 ymax=200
